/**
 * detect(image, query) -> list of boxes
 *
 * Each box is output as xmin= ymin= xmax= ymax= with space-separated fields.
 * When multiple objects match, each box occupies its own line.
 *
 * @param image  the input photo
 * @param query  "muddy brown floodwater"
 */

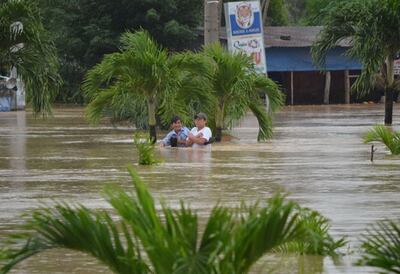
xmin=0 ymin=104 xmax=399 ymax=273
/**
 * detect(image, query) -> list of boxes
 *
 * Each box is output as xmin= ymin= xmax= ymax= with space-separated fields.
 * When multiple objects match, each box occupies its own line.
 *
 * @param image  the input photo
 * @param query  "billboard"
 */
xmin=394 ymin=58 xmax=400 ymax=75
xmin=224 ymin=1 xmax=266 ymax=73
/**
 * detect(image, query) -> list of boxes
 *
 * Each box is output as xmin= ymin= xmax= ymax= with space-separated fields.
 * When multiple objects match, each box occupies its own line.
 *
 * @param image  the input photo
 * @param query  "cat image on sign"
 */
xmin=236 ymin=3 xmax=253 ymax=28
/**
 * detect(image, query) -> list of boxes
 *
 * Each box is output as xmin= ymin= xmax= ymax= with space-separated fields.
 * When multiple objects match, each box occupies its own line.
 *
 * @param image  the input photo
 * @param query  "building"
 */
xmin=216 ymin=26 xmax=376 ymax=105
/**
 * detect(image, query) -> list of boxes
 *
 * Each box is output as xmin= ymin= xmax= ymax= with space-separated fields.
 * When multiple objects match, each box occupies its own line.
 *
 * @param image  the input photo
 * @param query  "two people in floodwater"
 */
xmin=160 ymin=113 xmax=212 ymax=148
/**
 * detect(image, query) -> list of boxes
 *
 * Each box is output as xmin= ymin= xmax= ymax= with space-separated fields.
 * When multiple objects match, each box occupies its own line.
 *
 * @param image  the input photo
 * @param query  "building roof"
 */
xmin=218 ymin=26 xmax=352 ymax=48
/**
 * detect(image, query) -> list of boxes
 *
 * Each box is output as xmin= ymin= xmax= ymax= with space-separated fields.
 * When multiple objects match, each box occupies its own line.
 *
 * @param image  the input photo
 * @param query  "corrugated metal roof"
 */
xmin=217 ymin=26 xmax=352 ymax=48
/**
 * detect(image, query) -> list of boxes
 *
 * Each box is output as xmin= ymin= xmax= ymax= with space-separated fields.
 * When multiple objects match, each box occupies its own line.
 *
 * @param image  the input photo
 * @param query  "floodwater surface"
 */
xmin=1 ymin=104 xmax=400 ymax=273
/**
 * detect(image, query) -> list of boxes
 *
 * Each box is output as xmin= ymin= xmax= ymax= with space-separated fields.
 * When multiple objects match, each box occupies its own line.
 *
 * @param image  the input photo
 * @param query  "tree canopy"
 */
xmin=39 ymin=0 xmax=203 ymax=103
xmin=312 ymin=0 xmax=400 ymax=125
xmin=0 ymin=0 xmax=61 ymax=115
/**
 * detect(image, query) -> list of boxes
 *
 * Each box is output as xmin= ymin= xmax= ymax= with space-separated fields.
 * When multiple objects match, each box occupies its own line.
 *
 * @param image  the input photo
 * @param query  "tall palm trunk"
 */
xmin=215 ymin=102 xmax=224 ymax=142
xmin=385 ymin=56 xmax=395 ymax=125
xmin=147 ymin=97 xmax=157 ymax=143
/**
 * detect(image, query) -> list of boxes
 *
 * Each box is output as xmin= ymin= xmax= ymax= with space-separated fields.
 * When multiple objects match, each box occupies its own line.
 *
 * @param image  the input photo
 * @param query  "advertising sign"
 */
xmin=394 ymin=58 xmax=400 ymax=75
xmin=225 ymin=1 xmax=266 ymax=73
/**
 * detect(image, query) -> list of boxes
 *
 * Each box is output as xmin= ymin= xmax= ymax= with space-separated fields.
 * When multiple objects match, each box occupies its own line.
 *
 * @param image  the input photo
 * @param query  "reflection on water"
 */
xmin=0 ymin=104 xmax=400 ymax=273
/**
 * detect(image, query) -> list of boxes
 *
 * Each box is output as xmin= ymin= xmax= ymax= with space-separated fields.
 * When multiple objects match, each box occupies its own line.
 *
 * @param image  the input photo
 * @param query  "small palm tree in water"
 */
xmin=0 ymin=167 xmax=345 ymax=274
xmin=134 ymin=135 xmax=160 ymax=165
xmin=82 ymin=30 xmax=209 ymax=142
xmin=363 ymin=125 xmax=400 ymax=155
xmin=202 ymin=43 xmax=284 ymax=142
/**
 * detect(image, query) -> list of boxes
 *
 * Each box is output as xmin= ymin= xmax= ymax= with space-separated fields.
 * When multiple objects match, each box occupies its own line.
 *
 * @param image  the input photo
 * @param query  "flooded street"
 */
xmin=1 ymin=104 xmax=400 ymax=273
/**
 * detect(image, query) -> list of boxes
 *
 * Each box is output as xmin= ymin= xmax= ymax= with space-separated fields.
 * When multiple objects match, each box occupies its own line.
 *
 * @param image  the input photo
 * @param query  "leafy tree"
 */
xmin=266 ymin=0 xmax=289 ymax=26
xmin=312 ymin=0 xmax=400 ymax=125
xmin=358 ymin=219 xmax=400 ymax=273
xmin=39 ymin=0 xmax=203 ymax=104
xmin=83 ymin=30 xmax=208 ymax=142
xmin=0 ymin=167 xmax=344 ymax=274
xmin=300 ymin=0 xmax=337 ymax=25
xmin=0 ymin=0 xmax=61 ymax=115
xmin=203 ymin=43 xmax=284 ymax=142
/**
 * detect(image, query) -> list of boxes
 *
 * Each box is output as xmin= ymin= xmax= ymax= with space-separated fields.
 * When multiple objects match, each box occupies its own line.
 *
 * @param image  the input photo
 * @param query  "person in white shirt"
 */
xmin=186 ymin=112 xmax=212 ymax=148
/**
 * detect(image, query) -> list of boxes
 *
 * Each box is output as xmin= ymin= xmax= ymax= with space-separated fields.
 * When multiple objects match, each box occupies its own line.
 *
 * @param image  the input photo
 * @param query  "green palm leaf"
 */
xmin=363 ymin=125 xmax=400 ymax=155
xmin=358 ymin=219 xmax=400 ymax=273
xmin=1 ymin=167 xmax=344 ymax=274
xmin=202 ymin=43 xmax=284 ymax=141
xmin=312 ymin=0 xmax=400 ymax=124
xmin=0 ymin=203 xmax=148 ymax=274
xmin=82 ymin=30 xmax=210 ymax=141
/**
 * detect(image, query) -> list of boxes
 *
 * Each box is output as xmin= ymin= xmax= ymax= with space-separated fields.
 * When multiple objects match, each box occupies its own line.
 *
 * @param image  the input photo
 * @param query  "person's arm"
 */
xmin=188 ymin=132 xmax=207 ymax=145
xmin=179 ymin=128 xmax=190 ymax=145
xmin=160 ymin=131 xmax=173 ymax=147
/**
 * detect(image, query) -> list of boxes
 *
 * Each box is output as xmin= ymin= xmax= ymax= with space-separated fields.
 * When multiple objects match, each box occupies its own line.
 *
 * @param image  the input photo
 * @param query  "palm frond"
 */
xmin=0 ymin=203 xmax=149 ymax=274
xmin=253 ymin=74 xmax=285 ymax=113
xmin=248 ymin=101 xmax=274 ymax=141
xmin=0 ymin=0 xmax=61 ymax=115
xmin=358 ymin=219 xmax=400 ymax=273
xmin=202 ymin=43 xmax=284 ymax=141
xmin=363 ymin=125 xmax=400 ymax=154
xmin=312 ymin=0 xmax=400 ymax=98
xmin=277 ymin=209 xmax=347 ymax=257
xmin=311 ymin=1 xmax=363 ymax=68
xmin=219 ymin=195 xmax=304 ymax=273
xmin=2 ymin=167 xmax=343 ymax=274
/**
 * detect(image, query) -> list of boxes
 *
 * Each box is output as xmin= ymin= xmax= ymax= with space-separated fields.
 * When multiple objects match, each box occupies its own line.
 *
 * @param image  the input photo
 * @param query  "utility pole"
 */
xmin=261 ymin=0 xmax=271 ymax=26
xmin=204 ymin=0 xmax=220 ymax=45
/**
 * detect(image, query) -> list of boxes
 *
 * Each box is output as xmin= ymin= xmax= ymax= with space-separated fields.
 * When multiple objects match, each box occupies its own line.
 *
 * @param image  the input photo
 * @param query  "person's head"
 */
xmin=171 ymin=116 xmax=182 ymax=132
xmin=194 ymin=112 xmax=207 ymax=129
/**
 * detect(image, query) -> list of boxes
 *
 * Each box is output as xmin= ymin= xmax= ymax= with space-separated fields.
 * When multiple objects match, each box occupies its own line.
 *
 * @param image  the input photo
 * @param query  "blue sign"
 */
xmin=229 ymin=11 xmax=262 ymax=36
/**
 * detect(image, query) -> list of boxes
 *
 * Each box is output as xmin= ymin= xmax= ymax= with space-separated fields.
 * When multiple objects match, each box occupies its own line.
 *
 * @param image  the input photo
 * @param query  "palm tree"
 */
xmin=363 ymin=125 xmax=400 ymax=155
xmin=358 ymin=219 xmax=400 ymax=273
xmin=83 ymin=30 xmax=209 ymax=142
xmin=312 ymin=0 xmax=400 ymax=125
xmin=0 ymin=0 xmax=61 ymax=115
xmin=202 ymin=43 xmax=284 ymax=142
xmin=0 ymin=167 xmax=344 ymax=274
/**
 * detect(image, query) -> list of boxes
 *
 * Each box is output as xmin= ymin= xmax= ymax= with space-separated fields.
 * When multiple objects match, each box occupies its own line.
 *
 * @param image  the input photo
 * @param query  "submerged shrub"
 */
xmin=363 ymin=125 xmax=400 ymax=155
xmin=134 ymin=135 xmax=159 ymax=165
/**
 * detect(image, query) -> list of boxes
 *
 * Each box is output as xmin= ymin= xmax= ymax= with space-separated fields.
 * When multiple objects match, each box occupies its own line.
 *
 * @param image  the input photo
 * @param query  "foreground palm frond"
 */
xmin=0 ymin=203 xmax=148 ymax=274
xmin=277 ymin=209 xmax=347 ymax=257
xmin=358 ymin=219 xmax=400 ymax=273
xmin=0 ymin=167 xmax=344 ymax=274
xmin=363 ymin=125 xmax=400 ymax=155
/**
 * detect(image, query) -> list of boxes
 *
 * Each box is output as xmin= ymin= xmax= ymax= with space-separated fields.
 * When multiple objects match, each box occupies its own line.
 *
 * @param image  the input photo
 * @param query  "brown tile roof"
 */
xmin=217 ymin=26 xmax=352 ymax=48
